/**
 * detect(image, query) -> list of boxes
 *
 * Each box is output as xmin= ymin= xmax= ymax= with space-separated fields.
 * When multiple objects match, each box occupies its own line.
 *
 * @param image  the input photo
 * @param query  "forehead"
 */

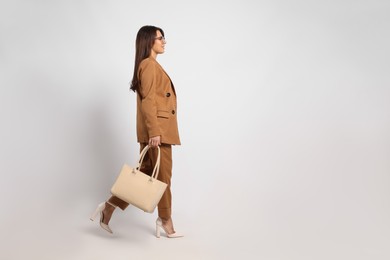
xmin=156 ymin=30 xmax=162 ymax=36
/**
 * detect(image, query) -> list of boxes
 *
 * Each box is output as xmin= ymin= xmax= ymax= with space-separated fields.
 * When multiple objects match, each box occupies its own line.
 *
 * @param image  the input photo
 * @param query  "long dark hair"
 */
xmin=130 ymin=25 xmax=164 ymax=93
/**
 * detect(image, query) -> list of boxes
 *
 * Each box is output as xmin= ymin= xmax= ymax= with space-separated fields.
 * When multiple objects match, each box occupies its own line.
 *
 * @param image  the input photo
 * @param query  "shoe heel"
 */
xmin=156 ymin=223 xmax=161 ymax=238
xmin=90 ymin=202 xmax=105 ymax=221
xmin=155 ymin=217 xmax=183 ymax=238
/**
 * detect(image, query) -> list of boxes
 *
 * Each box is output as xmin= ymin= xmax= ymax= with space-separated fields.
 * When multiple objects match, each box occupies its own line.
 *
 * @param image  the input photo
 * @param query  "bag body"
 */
xmin=111 ymin=146 xmax=167 ymax=213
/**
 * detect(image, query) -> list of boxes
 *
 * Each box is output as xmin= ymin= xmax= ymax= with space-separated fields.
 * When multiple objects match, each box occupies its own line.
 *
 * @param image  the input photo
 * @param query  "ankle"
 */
xmin=160 ymin=218 xmax=175 ymax=233
xmin=102 ymin=209 xmax=112 ymax=224
xmin=160 ymin=216 xmax=170 ymax=222
xmin=102 ymin=203 xmax=116 ymax=224
xmin=106 ymin=201 xmax=117 ymax=209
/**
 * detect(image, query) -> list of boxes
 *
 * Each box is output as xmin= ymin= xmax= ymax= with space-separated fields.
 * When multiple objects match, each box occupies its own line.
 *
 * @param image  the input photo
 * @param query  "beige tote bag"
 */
xmin=111 ymin=145 xmax=167 ymax=213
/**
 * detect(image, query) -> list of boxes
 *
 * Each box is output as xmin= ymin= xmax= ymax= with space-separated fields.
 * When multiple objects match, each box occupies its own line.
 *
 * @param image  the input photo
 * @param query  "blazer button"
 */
xmin=166 ymin=93 xmax=171 ymax=97
xmin=172 ymin=110 xmax=175 ymax=115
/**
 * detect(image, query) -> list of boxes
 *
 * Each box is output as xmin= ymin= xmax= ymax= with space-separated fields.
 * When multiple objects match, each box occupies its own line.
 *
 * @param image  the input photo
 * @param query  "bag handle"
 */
xmin=136 ymin=145 xmax=161 ymax=180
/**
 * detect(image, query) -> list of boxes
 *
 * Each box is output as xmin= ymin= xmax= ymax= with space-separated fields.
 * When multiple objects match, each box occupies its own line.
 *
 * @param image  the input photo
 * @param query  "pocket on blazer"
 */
xmin=157 ymin=110 xmax=170 ymax=119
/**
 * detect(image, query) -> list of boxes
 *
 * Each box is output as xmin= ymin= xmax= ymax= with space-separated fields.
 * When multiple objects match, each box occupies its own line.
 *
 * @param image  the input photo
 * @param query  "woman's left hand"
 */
xmin=149 ymin=136 xmax=161 ymax=147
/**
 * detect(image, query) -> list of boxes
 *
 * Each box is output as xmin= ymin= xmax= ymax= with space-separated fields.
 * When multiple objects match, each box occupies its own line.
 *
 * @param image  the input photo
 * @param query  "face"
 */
xmin=151 ymin=30 xmax=166 ymax=56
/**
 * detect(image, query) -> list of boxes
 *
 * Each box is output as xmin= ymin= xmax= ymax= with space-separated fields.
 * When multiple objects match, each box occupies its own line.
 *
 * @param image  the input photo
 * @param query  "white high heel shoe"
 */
xmin=156 ymin=217 xmax=183 ymax=238
xmin=90 ymin=202 xmax=113 ymax=234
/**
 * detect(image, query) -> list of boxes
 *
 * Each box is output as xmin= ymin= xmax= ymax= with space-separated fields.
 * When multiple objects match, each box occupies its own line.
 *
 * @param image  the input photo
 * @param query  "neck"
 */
xmin=150 ymin=51 xmax=158 ymax=59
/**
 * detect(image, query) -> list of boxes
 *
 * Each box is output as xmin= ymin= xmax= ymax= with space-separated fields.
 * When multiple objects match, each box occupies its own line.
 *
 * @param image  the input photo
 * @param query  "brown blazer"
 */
xmin=136 ymin=57 xmax=181 ymax=145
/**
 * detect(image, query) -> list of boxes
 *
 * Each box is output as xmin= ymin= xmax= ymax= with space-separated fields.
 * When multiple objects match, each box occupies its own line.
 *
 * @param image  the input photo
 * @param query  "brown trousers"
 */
xmin=108 ymin=143 xmax=173 ymax=219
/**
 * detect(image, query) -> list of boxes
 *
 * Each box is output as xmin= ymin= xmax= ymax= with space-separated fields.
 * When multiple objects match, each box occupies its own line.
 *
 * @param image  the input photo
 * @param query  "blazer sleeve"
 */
xmin=138 ymin=61 xmax=161 ymax=138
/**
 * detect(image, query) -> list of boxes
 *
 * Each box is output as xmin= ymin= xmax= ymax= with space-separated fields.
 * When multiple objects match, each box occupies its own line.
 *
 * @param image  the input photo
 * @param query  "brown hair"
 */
xmin=130 ymin=25 xmax=165 ymax=93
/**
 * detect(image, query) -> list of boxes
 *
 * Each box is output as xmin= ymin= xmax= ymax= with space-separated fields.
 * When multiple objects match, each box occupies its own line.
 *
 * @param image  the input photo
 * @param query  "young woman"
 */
xmin=91 ymin=25 xmax=182 ymax=238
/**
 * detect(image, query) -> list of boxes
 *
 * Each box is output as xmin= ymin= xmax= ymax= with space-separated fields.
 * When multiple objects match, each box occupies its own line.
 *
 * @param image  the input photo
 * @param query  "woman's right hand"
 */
xmin=149 ymin=136 xmax=161 ymax=147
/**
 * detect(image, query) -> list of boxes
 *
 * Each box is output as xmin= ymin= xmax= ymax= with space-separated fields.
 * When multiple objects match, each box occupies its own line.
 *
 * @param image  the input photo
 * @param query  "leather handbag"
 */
xmin=110 ymin=145 xmax=167 ymax=213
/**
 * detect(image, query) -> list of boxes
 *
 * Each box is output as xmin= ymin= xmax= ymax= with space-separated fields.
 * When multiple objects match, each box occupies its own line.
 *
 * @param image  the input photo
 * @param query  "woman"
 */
xmin=90 ymin=25 xmax=182 ymax=238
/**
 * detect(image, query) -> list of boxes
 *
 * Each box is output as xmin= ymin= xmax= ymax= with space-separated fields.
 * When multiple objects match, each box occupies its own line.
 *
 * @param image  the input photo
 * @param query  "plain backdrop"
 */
xmin=0 ymin=0 xmax=389 ymax=259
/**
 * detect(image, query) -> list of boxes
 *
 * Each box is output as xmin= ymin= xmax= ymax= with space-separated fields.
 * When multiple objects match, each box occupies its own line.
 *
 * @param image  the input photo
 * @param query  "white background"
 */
xmin=1 ymin=0 xmax=389 ymax=259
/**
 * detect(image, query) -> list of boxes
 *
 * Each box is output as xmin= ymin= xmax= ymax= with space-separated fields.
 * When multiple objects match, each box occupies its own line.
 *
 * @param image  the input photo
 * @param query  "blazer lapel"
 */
xmin=155 ymin=60 xmax=177 ymax=96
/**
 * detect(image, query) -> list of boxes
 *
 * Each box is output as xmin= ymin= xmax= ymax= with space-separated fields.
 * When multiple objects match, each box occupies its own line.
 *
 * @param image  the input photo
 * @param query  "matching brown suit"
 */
xmin=108 ymin=57 xmax=180 ymax=219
